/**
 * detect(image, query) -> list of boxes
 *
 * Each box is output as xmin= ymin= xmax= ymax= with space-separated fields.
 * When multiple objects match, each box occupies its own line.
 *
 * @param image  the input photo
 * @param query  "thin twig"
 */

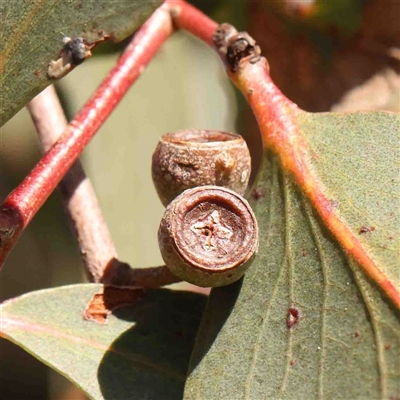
xmin=27 ymin=85 xmax=118 ymax=282
xmin=102 ymin=263 xmax=182 ymax=287
xmin=27 ymin=86 xmax=182 ymax=287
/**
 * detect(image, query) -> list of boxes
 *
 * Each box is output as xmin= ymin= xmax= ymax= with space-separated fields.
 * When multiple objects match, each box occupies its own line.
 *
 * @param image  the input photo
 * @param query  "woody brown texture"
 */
xmin=158 ymin=186 xmax=259 ymax=287
xmin=152 ymin=130 xmax=251 ymax=207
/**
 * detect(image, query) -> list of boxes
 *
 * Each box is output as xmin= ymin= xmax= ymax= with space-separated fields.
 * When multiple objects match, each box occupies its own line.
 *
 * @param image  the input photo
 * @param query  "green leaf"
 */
xmin=0 ymin=0 xmax=161 ymax=126
xmin=185 ymin=111 xmax=400 ymax=399
xmin=299 ymin=112 xmax=400 ymax=293
xmin=0 ymin=284 xmax=206 ymax=400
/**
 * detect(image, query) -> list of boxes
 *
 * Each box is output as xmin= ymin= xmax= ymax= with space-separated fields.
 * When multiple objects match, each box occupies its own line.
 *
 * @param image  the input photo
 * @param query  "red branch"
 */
xmin=0 ymin=3 xmax=176 ymax=268
xmin=168 ymin=0 xmax=218 ymax=45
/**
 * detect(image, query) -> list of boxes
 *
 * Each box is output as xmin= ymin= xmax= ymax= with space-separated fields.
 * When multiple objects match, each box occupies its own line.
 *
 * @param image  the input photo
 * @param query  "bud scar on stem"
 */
xmin=213 ymin=23 xmax=261 ymax=72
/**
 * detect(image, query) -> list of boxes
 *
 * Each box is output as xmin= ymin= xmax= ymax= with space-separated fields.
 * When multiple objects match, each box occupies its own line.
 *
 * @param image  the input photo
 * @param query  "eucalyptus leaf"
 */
xmin=299 ymin=112 xmax=400 ymax=291
xmin=0 ymin=284 xmax=206 ymax=400
xmin=185 ymin=111 xmax=400 ymax=399
xmin=0 ymin=0 xmax=161 ymax=126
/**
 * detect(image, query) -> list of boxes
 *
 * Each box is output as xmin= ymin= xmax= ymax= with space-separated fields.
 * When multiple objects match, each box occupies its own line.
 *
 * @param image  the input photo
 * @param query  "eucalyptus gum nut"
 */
xmin=152 ymin=130 xmax=251 ymax=207
xmin=158 ymin=186 xmax=259 ymax=287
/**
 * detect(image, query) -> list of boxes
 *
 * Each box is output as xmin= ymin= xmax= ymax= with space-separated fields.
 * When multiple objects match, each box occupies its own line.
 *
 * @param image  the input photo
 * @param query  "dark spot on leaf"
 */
xmin=63 ymin=37 xmax=89 ymax=65
xmin=358 ymin=226 xmax=375 ymax=234
xmin=83 ymin=285 xmax=146 ymax=324
xmin=252 ymin=187 xmax=264 ymax=200
xmin=286 ymin=306 xmax=301 ymax=329
xmin=354 ymin=332 xmax=359 ymax=338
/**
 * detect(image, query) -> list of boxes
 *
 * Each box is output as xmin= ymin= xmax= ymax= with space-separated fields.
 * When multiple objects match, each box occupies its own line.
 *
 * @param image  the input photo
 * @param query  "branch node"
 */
xmin=213 ymin=24 xmax=261 ymax=72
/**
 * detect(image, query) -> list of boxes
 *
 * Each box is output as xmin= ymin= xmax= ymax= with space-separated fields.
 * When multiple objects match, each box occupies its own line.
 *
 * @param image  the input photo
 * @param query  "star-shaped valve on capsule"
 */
xmin=190 ymin=210 xmax=233 ymax=251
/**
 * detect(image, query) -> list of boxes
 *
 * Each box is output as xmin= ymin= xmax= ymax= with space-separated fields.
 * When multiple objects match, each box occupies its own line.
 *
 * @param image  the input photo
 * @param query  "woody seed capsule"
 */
xmin=152 ymin=130 xmax=251 ymax=207
xmin=158 ymin=185 xmax=258 ymax=287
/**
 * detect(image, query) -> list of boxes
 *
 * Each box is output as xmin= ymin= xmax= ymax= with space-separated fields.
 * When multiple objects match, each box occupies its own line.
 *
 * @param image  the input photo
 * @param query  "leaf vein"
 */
xmin=276 ymin=173 xmax=294 ymax=399
xmin=243 ymin=161 xmax=285 ymax=400
xmin=303 ymin=197 xmax=328 ymax=400
xmin=350 ymin=262 xmax=386 ymax=399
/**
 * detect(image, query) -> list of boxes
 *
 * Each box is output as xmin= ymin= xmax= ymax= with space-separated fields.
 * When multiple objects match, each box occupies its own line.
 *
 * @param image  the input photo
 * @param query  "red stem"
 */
xmin=0 ymin=3 xmax=174 ymax=268
xmin=168 ymin=0 xmax=218 ymax=46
